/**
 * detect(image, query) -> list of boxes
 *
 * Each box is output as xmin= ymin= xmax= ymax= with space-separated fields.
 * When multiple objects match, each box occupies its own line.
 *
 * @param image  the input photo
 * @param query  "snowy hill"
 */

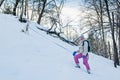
xmin=0 ymin=14 xmax=120 ymax=80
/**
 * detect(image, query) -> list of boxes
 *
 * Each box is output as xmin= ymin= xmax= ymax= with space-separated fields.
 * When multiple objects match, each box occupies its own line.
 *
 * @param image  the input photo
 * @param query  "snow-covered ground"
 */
xmin=0 ymin=14 xmax=120 ymax=80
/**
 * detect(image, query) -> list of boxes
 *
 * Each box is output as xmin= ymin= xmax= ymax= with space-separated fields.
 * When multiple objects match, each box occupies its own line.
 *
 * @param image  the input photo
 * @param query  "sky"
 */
xmin=60 ymin=0 xmax=90 ymax=38
xmin=61 ymin=0 xmax=83 ymax=23
xmin=0 ymin=13 xmax=120 ymax=80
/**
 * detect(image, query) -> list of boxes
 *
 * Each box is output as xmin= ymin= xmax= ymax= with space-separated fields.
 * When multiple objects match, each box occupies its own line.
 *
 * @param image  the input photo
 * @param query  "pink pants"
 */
xmin=74 ymin=53 xmax=90 ymax=70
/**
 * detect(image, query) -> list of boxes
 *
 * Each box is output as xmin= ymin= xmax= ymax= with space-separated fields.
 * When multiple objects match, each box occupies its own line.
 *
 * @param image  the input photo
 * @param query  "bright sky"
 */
xmin=61 ymin=0 xmax=83 ymax=22
xmin=60 ymin=0 xmax=90 ymax=39
xmin=61 ymin=6 xmax=80 ymax=21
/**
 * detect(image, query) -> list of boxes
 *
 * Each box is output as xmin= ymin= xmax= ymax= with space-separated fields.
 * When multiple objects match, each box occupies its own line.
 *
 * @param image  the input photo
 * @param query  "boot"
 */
xmin=87 ymin=69 xmax=91 ymax=74
xmin=75 ymin=63 xmax=80 ymax=68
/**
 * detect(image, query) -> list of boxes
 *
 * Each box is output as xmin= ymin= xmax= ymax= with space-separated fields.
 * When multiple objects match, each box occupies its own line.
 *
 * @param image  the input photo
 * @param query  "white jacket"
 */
xmin=79 ymin=40 xmax=88 ymax=55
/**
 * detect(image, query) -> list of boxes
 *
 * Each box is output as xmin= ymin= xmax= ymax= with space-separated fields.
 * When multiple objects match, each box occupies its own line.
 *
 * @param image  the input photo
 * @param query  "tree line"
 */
xmin=0 ymin=0 xmax=120 ymax=67
xmin=0 ymin=0 xmax=75 ymax=43
xmin=84 ymin=0 xmax=120 ymax=68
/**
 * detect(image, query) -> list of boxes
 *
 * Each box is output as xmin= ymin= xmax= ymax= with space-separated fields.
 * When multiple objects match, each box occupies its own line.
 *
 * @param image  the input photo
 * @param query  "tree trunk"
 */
xmin=108 ymin=41 xmax=111 ymax=60
xmin=37 ymin=0 xmax=47 ymax=24
xmin=30 ymin=1 xmax=35 ymax=20
xmin=24 ymin=0 xmax=28 ymax=16
xmin=0 ymin=0 xmax=4 ymax=7
xmin=119 ymin=26 xmax=120 ymax=56
xmin=112 ymin=12 xmax=119 ymax=67
xmin=116 ymin=0 xmax=120 ymax=63
xmin=19 ymin=0 xmax=24 ymax=22
xmin=104 ymin=0 xmax=119 ymax=68
xmin=93 ymin=0 xmax=107 ymax=56
xmin=99 ymin=0 xmax=107 ymax=57
xmin=118 ymin=22 xmax=120 ymax=59
xmin=13 ymin=0 xmax=20 ymax=16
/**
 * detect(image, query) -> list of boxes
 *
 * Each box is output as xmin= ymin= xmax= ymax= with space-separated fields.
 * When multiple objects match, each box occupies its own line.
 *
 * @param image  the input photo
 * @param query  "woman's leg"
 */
xmin=83 ymin=54 xmax=90 ymax=70
xmin=74 ymin=53 xmax=82 ymax=64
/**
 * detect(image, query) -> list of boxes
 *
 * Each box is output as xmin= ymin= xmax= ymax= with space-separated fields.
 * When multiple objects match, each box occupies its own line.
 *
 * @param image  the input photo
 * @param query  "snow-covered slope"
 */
xmin=0 ymin=14 xmax=120 ymax=80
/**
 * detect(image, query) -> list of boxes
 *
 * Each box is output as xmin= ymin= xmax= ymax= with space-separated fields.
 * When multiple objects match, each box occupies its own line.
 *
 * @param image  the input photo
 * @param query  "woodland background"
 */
xmin=0 ymin=0 xmax=120 ymax=67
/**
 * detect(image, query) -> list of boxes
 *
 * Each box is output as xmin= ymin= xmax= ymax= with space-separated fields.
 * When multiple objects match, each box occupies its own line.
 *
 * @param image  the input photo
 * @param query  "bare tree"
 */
xmin=30 ymin=1 xmax=35 ymax=20
xmin=19 ymin=0 xmax=26 ymax=22
xmin=104 ymin=0 xmax=119 ymax=67
xmin=99 ymin=0 xmax=107 ymax=57
xmin=108 ymin=41 xmax=111 ymax=59
xmin=84 ymin=0 xmax=108 ymax=57
xmin=37 ymin=0 xmax=47 ymax=24
xmin=83 ymin=0 xmax=120 ymax=65
xmin=0 ymin=0 xmax=4 ymax=7
xmin=47 ymin=0 xmax=64 ymax=33
xmin=24 ymin=0 xmax=29 ymax=18
xmin=116 ymin=0 xmax=120 ymax=61
xmin=13 ymin=0 xmax=20 ymax=16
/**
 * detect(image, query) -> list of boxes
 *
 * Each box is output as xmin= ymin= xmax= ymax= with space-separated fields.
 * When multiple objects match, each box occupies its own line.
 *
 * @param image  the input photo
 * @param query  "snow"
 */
xmin=0 ymin=13 xmax=120 ymax=80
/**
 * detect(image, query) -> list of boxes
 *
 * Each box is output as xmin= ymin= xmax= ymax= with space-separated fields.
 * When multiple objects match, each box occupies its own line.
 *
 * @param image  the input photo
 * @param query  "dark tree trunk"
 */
xmin=116 ymin=0 xmax=120 ymax=63
xmin=37 ymin=0 xmax=47 ymax=24
xmin=112 ymin=12 xmax=119 ymax=67
xmin=24 ymin=0 xmax=28 ymax=16
xmin=19 ymin=0 xmax=27 ymax=22
xmin=118 ymin=11 xmax=120 ymax=63
xmin=104 ymin=0 xmax=119 ymax=68
xmin=13 ymin=0 xmax=20 ymax=16
xmin=0 ymin=0 xmax=4 ymax=7
xmin=108 ymin=41 xmax=111 ymax=60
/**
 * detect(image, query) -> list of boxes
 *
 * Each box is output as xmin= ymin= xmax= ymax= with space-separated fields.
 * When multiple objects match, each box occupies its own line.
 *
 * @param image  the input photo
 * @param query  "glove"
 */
xmin=73 ymin=51 xmax=77 ymax=56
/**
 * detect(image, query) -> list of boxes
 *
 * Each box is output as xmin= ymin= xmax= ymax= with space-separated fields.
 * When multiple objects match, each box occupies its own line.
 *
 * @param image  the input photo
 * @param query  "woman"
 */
xmin=73 ymin=34 xmax=91 ymax=74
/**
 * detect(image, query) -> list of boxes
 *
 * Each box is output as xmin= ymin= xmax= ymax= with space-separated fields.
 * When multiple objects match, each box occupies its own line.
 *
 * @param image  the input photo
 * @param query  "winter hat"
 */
xmin=79 ymin=34 xmax=84 ymax=40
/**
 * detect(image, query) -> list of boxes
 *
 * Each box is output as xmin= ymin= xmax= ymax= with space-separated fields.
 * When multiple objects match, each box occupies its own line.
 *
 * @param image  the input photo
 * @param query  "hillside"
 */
xmin=0 ymin=14 xmax=120 ymax=80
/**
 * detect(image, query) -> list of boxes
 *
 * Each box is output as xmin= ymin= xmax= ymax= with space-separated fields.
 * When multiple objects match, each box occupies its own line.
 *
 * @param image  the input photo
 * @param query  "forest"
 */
xmin=0 ymin=0 xmax=120 ymax=68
